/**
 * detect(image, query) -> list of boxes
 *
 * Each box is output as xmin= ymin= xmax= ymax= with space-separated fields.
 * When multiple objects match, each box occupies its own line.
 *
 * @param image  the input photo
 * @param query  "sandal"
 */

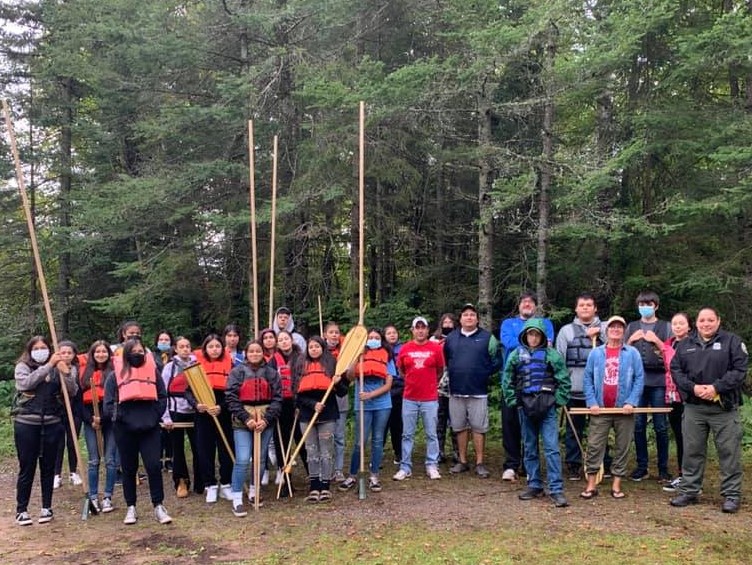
xmin=319 ymin=489 xmax=332 ymax=502
xmin=611 ymin=490 xmax=626 ymax=499
xmin=306 ymin=490 xmax=320 ymax=503
xmin=579 ymin=489 xmax=599 ymax=500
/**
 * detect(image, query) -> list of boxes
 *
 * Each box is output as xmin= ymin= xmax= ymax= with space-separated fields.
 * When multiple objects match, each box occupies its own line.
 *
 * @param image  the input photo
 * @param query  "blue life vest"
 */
xmin=516 ymin=348 xmax=555 ymax=395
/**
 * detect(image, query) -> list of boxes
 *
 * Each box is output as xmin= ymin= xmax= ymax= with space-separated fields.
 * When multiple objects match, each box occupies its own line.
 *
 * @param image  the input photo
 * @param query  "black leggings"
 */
xmin=54 ymin=415 xmax=82 ymax=475
xmin=384 ymin=392 xmax=403 ymax=458
xmin=15 ymin=421 xmax=64 ymax=513
xmin=169 ymin=412 xmax=200 ymax=490
xmin=273 ymin=399 xmax=308 ymax=474
xmin=114 ymin=424 xmax=164 ymax=507
xmin=668 ymin=402 xmax=684 ymax=474
xmin=195 ymin=408 xmax=234 ymax=487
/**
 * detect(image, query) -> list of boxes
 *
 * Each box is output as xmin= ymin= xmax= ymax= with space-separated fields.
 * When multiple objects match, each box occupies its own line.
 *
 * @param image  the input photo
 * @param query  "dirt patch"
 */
xmin=3 ymin=456 xmax=752 ymax=564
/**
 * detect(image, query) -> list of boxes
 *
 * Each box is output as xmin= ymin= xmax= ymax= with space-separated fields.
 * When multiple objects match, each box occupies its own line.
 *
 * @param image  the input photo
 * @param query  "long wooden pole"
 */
xmin=268 ymin=135 xmax=278 ymax=328
xmin=357 ymin=101 xmax=366 ymax=500
xmin=568 ymin=407 xmax=673 ymax=415
xmin=248 ymin=120 xmax=259 ymax=338
xmin=2 ymin=99 xmax=93 ymax=518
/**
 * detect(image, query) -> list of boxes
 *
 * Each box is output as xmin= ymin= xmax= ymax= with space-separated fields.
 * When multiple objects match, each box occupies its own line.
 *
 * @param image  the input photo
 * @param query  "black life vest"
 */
xmin=565 ymin=324 xmax=600 ymax=368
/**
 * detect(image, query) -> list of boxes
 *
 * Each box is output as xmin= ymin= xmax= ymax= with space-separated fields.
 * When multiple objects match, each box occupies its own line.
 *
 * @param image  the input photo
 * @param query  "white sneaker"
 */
xmin=426 ymin=467 xmax=442 ymax=480
xmin=53 ymin=475 xmax=62 ymax=489
xmin=154 ymin=504 xmax=172 ymax=524
xmin=205 ymin=485 xmax=219 ymax=503
xmin=219 ymin=484 xmax=233 ymax=500
xmin=70 ymin=472 xmax=83 ymax=486
xmin=261 ymin=470 xmax=269 ymax=486
xmin=275 ymin=469 xmax=284 ymax=485
xmin=392 ymin=469 xmax=412 ymax=481
xmin=102 ymin=497 xmax=114 ymax=513
xmin=38 ymin=508 xmax=53 ymax=524
xmin=123 ymin=505 xmax=137 ymax=525
xmin=502 ymin=469 xmax=517 ymax=481
xmin=247 ymin=484 xmax=256 ymax=504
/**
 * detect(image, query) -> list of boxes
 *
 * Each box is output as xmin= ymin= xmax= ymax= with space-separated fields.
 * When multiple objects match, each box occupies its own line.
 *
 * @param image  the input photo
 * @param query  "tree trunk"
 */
xmin=477 ymin=84 xmax=494 ymax=329
xmin=536 ymin=23 xmax=557 ymax=310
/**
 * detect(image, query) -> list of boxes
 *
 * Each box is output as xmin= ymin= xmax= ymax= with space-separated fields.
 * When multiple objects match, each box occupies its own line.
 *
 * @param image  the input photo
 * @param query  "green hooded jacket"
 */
xmin=501 ymin=318 xmax=571 ymax=408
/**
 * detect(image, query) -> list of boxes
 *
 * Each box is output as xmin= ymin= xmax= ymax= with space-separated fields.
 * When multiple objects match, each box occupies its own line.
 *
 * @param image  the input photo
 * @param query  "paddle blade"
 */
xmin=335 ymin=325 xmax=368 ymax=376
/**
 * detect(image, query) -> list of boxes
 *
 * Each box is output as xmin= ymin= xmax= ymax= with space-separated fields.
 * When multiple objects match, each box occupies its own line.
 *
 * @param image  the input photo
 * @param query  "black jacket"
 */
xmin=103 ymin=365 xmax=167 ymax=432
xmin=670 ymin=329 xmax=748 ymax=409
xmin=225 ymin=362 xmax=283 ymax=428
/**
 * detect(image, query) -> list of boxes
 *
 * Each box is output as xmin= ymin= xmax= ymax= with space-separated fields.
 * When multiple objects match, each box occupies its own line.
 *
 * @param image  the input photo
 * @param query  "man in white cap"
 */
xmin=393 ymin=316 xmax=445 ymax=481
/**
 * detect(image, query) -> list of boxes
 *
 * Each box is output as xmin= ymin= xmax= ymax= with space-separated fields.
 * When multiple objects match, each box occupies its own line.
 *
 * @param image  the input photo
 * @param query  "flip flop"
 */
xmin=611 ymin=490 xmax=626 ymax=499
xmin=579 ymin=489 xmax=599 ymax=499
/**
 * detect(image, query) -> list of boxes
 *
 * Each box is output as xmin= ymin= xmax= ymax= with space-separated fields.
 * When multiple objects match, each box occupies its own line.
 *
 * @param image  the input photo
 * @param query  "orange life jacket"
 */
xmin=272 ymin=351 xmax=294 ymax=399
xmin=296 ymin=361 xmax=332 ymax=393
xmin=238 ymin=376 xmax=272 ymax=404
xmin=81 ymin=368 xmax=106 ymax=405
xmin=194 ymin=350 xmax=232 ymax=391
xmin=113 ymin=355 xmax=158 ymax=402
xmin=354 ymin=348 xmax=389 ymax=379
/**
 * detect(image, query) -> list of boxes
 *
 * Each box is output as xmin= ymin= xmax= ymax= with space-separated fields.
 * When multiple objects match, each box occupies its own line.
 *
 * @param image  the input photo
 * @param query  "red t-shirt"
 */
xmin=602 ymin=347 xmax=620 ymax=408
xmin=397 ymin=340 xmax=444 ymax=402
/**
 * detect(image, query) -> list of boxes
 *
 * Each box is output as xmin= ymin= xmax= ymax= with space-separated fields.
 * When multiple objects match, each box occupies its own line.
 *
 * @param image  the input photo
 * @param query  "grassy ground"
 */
xmin=3 ymin=406 xmax=752 ymax=564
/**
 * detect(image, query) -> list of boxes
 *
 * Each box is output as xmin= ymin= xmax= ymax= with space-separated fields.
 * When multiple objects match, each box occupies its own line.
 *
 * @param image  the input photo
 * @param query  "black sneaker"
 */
xmin=722 ymin=497 xmax=740 ymax=514
xmin=15 ymin=512 xmax=32 ymax=526
xmin=630 ymin=468 xmax=648 ymax=482
xmin=670 ymin=493 xmax=699 ymax=507
xmin=38 ymin=508 xmax=53 ymax=524
xmin=518 ymin=487 xmax=544 ymax=500
xmin=550 ymin=493 xmax=569 ymax=507
xmin=568 ymin=466 xmax=582 ymax=481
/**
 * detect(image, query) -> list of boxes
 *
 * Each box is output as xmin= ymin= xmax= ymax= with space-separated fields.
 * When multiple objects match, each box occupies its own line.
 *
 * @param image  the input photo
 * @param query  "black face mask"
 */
xmin=441 ymin=326 xmax=453 ymax=336
xmin=126 ymin=352 xmax=146 ymax=368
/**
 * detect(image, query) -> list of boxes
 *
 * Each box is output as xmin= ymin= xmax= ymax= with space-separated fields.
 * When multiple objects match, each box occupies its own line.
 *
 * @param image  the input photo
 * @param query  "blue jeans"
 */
xmin=232 ymin=426 xmax=273 ymax=493
xmin=348 ymin=408 xmax=391 ymax=475
xmin=83 ymin=421 xmax=117 ymax=498
xmin=400 ymin=399 xmax=439 ymax=472
xmin=519 ymin=406 xmax=564 ymax=494
xmin=334 ymin=409 xmax=348 ymax=473
xmin=634 ymin=386 xmax=669 ymax=474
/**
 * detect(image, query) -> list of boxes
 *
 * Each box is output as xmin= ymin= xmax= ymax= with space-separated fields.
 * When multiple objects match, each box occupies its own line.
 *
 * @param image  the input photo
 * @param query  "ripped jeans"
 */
xmin=300 ymin=419 xmax=336 ymax=482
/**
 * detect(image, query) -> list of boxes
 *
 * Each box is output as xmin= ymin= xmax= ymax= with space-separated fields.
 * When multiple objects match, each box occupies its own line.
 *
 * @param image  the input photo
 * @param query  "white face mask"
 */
xmin=31 ymin=349 xmax=50 ymax=364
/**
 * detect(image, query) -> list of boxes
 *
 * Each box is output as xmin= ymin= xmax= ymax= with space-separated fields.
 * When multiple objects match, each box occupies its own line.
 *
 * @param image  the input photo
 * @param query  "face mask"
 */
xmin=638 ymin=305 xmax=655 ymax=318
xmin=31 ymin=349 xmax=50 ymax=364
xmin=126 ymin=352 xmax=146 ymax=367
xmin=366 ymin=339 xmax=381 ymax=349
xmin=441 ymin=327 xmax=452 ymax=336
xmin=157 ymin=343 xmax=171 ymax=352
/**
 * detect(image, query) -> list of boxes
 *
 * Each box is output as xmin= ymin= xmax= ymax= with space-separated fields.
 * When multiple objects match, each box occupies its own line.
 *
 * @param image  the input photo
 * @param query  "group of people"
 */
xmin=12 ymin=292 xmax=748 ymax=527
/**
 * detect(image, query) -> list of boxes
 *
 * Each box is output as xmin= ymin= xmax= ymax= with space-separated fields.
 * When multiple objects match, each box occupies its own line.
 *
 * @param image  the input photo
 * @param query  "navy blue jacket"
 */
xmin=444 ymin=328 xmax=502 ymax=396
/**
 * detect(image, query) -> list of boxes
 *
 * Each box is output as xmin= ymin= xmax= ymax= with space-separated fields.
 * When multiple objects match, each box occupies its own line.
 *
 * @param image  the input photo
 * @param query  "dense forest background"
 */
xmin=1 ymin=0 xmax=751 ymax=376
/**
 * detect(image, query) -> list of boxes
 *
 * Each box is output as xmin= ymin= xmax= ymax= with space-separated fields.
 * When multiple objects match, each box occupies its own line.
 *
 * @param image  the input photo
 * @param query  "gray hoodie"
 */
xmin=272 ymin=307 xmax=307 ymax=352
xmin=555 ymin=316 xmax=605 ymax=398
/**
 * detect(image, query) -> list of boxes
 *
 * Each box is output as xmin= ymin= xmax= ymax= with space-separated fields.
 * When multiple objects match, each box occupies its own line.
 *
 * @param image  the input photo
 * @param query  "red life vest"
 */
xmin=113 ymin=355 xmax=158 ymax=402
xmin=81 ymin=369 xmax=106 ymax=405
xmin=167 ymin=363 xmax=189 ymax=397
xmin=296 ymin=361 xmax=331 ymax=393
xmin=354 ymin=348 xmax=389 ymax=379
xmin=194 ymin=350 xmax=232 ymax=391
xmin=273 ymin=351 xmax=294 ymax=399
xmin=238 ymin=374 xmax=272 ymax=404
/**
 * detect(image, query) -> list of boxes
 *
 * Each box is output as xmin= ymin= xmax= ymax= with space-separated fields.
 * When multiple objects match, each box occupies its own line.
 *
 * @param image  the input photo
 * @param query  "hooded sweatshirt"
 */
xmin=272 ymin=307 xmax=307 ymax=352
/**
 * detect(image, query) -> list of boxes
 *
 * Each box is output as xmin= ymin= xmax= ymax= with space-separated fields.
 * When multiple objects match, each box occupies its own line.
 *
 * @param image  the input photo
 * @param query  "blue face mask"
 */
xmin=366 ymin=339 xmax=382 ymax=350
xmin=157 ymin=343 xmax=171 ymax=352
xmin=638 ymin=305 xmax=655 ymax=318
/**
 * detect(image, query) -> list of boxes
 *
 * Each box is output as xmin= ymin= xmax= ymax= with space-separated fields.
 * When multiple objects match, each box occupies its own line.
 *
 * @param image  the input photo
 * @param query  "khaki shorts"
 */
xmin=449 ymin=396 xmax=489 ymax=433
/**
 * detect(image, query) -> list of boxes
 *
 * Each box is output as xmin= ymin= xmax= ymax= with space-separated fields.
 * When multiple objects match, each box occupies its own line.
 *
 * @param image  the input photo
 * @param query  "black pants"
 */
xmin=669 ymin=402 xmax=684 ymax=474
xmin=384 ymin=392 xmax=403 ymax=458
xmin=161 ymin=428 xmax=173 ymax=462
xmin=437 ymin=396 xmax=457 ymax=459
xmin=502 ymin=399 xmax=522 ymax=470
xmin=169 ymin=412 xmax=200 ymax=490
xmin=114 ymin=424 xmax=164 ymax=506
xmin=273 ymin=399 xmax=308 ymax=475
xmin=195 ymin=408 xmax=234 ymax=487
xmin=15 ymin=421 xmax=64 ymax=513
xmin=54 ymin=414 xmax=82 ymax=475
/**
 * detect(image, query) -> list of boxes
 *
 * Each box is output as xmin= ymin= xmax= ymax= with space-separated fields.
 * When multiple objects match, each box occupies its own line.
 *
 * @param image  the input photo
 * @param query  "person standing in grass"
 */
xmin=393 ymin=317 xmax=444 ymax=482
xmin=105 ymin=339 xmax=171 ymax=525
xmin=13 ymin=336 xmax=78 ymax=526
xmin=669 ymin=307 xmax=748 ymax=514
xmin=339 ymin=328 xmax=392 ymax=493
xmin=293 ymin=336 xmax=349 ymax=503
xmin=580 ymin=316 xmax=644 ymax=500
xmin=226 ymin=340 xmax=282 ymax=515
xmin=80 ymin=340 xmax=117 ymax=513
xmin=502 ymin=319 xmax=571 ymax=507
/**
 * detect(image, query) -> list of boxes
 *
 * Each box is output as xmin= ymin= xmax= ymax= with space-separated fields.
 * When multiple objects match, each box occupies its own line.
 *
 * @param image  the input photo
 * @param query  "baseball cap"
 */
xmin=460 ymin=303 xmax=477 ymax=313
xmin=605 ymin=315 xmax=627 ymax=328
xmin=411 ymin=316 xmax=429 ymax=329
